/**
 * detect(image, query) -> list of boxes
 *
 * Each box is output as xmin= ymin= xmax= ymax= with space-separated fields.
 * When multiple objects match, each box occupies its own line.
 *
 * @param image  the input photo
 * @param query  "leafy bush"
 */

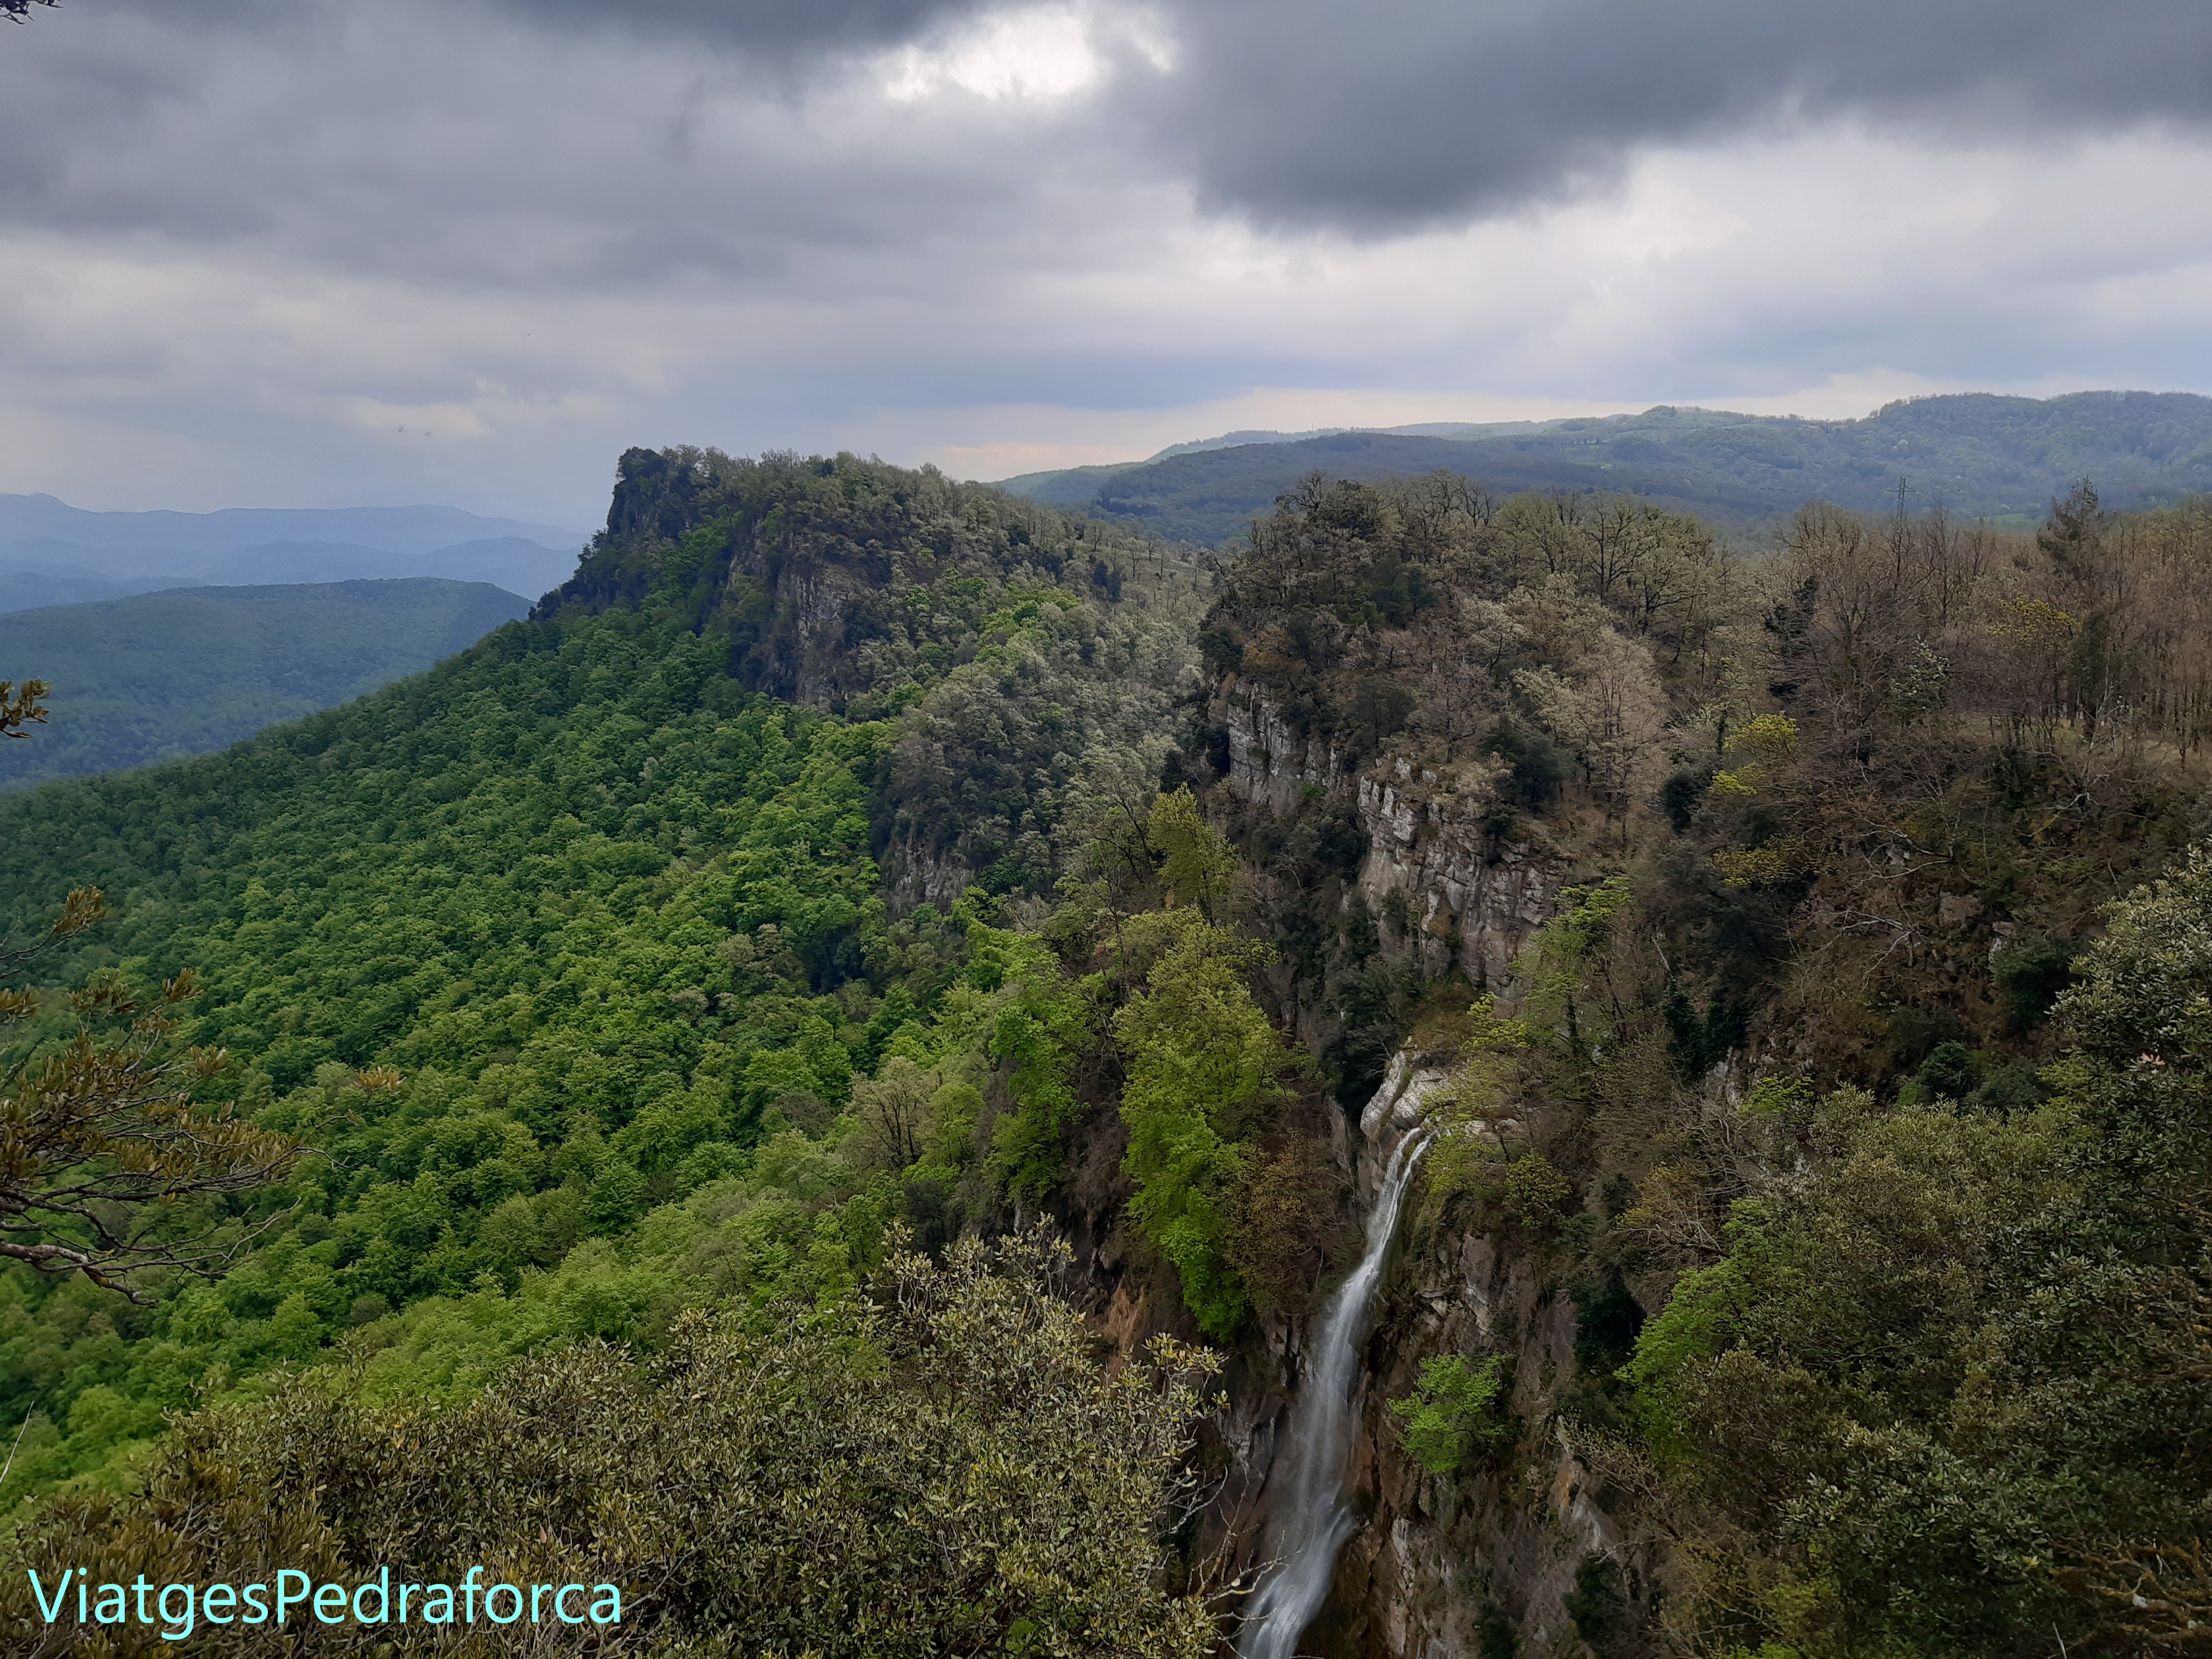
xmin=1 ymin=1233 xmax=1223 ymax=1659
xmin=1387 ymin=1352 xmax=1513 ymax=1476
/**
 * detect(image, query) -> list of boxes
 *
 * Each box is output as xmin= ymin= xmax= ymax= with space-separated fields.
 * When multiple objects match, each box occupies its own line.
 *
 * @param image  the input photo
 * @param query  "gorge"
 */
xmin=1240 ymin=1126 xmax=1432 ymax=1659
xmin=2 ymin=445 xmax=2208 ymax=1656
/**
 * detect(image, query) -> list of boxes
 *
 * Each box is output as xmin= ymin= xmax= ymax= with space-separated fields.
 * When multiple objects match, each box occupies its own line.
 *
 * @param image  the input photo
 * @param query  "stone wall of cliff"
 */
xmin=1217 ymin=677 xmax=1559 ymax=986
xmin=1185 ymin=685 xmax=1666 ymax=1655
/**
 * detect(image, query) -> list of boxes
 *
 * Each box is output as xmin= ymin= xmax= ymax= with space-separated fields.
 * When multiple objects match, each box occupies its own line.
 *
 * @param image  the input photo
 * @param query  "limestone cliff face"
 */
xmin=1234 ymin=1058 xmax=1661 ymax=1659
xmin=1071 ymin=1064 xmax=1664 ymax=1659
xmin=1096 ymin=684 xmax=1636 ymax=1656
xmin=878 ymin=833 xmax=975 ymax=914
xmin=1219 ymin=680 xmax=1560 ymax=986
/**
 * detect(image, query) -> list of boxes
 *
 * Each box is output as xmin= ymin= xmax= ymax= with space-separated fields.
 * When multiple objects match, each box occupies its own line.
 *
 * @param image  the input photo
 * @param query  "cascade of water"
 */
xmin=1238 ymin=1128 xmax=1431 ymax=1659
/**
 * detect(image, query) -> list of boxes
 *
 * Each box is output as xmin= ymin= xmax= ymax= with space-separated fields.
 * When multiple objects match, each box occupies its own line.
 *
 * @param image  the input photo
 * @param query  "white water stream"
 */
xmin=1238 ymin=1128 xmax=1431 ymax=1659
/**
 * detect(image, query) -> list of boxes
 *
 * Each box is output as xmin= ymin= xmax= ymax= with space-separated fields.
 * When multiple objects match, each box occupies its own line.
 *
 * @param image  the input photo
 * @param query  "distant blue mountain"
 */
xmin=0 ymin=496 xmax=590 ymax=612
xmin=0 ymin=496 xmax=587 ymax=565
xmin=995 ymin=390 xmax=2212 ymax=544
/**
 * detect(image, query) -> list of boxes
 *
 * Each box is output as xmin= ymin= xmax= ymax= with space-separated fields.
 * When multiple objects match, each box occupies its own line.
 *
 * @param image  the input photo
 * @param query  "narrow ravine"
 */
xmin=1239 ymin=1128 xmax=1432 ymax=1659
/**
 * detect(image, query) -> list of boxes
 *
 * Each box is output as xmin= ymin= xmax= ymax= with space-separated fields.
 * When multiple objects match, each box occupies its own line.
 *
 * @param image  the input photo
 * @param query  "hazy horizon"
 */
xmin=4 ymin=3 xmax=2210 ymax=524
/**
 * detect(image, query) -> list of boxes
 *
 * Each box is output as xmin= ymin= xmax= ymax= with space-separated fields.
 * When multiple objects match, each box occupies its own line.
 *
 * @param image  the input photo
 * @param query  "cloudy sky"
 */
xmin=3 ymin=0 xmax=2209 ymax=526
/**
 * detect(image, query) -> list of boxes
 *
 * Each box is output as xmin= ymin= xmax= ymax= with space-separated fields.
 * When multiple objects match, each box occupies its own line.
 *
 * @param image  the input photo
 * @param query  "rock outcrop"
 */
xmin=1200 ymin=1026 xmax=1661 ymax=1657
xmin=1219 ymin=681 xmax=1559 ymax=985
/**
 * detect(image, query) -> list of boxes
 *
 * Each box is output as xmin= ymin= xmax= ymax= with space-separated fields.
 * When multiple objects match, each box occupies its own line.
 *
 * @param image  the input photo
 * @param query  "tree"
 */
xmin=1113 ymin=915 xmax=1300 ymax=1338
xmin=1 ymin=1231 xmax=1226 ymax=1658
xmin=1 ymin=892 xmax=299 ymax=1300
xmin=1388 ymin=1353 xmax=1512 ymax=1476
xmin=1149 ymin=787 xmax=1239 ymax=920
xmin=843 ymin=1052 xmax=935 ymax=1172
xmin=1623 ymin=851 xmax=2212 ymax=1653
xmin=3 ymin=672 xmax=295 ymax=1298
xmin=1515 ymin=625 xmax=1667 ymax=830
xmin=0 ymin=678 xmax=47 ymax=738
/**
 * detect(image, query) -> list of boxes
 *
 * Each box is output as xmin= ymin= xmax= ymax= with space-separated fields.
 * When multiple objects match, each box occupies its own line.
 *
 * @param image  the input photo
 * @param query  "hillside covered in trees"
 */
xmin=999 ymin=389 xmax=2212 ymax=544
xmin=1 ymin=446 xmax=2207 ymax=1656
xmin=0 ymin=579 xmax=532 ymax=790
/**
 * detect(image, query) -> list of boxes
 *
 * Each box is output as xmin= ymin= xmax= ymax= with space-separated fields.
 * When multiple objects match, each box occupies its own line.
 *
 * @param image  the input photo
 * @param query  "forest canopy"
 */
xmin=1 ymin=446 xmax=2208 ymax=1655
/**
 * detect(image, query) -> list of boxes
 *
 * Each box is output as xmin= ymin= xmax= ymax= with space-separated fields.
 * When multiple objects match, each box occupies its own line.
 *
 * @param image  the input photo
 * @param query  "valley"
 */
xmin=0 ymin=579 xmax=533 ymax=790
xmin=0 ymin=442 xmax=2206 ymax=1656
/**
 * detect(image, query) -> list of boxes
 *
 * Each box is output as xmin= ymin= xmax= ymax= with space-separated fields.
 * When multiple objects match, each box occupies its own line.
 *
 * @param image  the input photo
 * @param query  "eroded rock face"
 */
xmin=1218 ymin=1046 xmax=1661 ymax=1659
xmin=879 ymin=833 xmax=973 ymax=914
xmin=1220 ymin=682 xmax=1559 ymax=986
xmin=1318 ymin=1225 xmax=1656 ymax=1659
xmin=1117 ymin=687 xmax=1647 ymax=1655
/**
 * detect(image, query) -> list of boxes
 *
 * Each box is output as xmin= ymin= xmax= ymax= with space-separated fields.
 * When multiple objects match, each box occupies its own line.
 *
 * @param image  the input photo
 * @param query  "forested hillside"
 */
xmin=999 ymin=389 xmax=2212 ymax=543
xmin=0 ymin=579 xmax=531 ymax=790
xmin=0 ymin=455 xmax=1208 ymax=1551
xmin=1177 ymin=473 xmax=2212 ymax=1653
xmin=1 ymin=449 xmax=2207 ymax=1656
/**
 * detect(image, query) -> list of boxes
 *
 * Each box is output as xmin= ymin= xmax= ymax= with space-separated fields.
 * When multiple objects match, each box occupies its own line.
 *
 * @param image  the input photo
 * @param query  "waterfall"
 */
xmin=1238 ymin=1128 xmax=1431 ymax=1659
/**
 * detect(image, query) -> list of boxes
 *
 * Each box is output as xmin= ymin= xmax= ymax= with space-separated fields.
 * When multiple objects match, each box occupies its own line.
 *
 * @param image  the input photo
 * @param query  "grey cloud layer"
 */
xmin=1134 ymin=0 xmax=2212 ymax=229
xmin=482 ymin=0 xmax=2212 ymax=231
xmin=12 ymin=0 xmax=2209 ymax=249
xmin=490 ymin=0 xmax=967 ymax=52
xmin=2 ymin=0 xmax=2209 ymax=521
xmin=0 ymin=0 xmax=1122 ymax=288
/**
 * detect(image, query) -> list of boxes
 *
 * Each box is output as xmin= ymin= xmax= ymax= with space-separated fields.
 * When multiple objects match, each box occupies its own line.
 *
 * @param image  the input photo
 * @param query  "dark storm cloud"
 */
xmin=480 ymin=0 xmax=2212 ymax=233
xmin=7 ymin=0 xmax=2207 ymax=259
xmin=1167 ymin=0 xmax=2211 ymax=231
xmin=0 ymin=0 xmax=1108 ymax=288
xmin=1119 ymin=0 xmax=2212 ymax=231
xmin=4 ymin=0 xmax=2210 ymax=521
xmin=486 ymin=0 xmax=968 ymax=53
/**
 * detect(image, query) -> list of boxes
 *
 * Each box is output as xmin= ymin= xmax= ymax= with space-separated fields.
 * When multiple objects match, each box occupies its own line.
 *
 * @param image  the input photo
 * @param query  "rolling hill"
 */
xmin=996 ymin=389 xmax=2212 ymax=544
xmin=0 ymin=495 xmax=589 ymax=613
xmin=0 ymin=445 xmax=2200 ymax=1652
xmin=0 ymin=577 xmax=532 ymax=789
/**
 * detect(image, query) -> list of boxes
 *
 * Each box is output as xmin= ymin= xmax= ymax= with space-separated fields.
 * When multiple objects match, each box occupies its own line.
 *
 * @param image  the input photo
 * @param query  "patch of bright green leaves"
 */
xmin=1389 ymin=1352 xmax=1514 ymax=1476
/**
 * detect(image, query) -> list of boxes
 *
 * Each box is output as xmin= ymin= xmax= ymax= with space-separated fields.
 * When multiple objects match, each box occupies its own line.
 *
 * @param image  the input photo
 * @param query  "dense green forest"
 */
xmin=1000 ymin=389 xmax=2212 ymax=542
xmin=1184 ymin=472 xmax=2212 ymax=1652
xmin=0 ymin=455 xmax=1211 ymax=1534
xmin=1 ymin=447 xmax=2208 ymax=1654
xmin=0 ymin=579 xmax=531 ymax=790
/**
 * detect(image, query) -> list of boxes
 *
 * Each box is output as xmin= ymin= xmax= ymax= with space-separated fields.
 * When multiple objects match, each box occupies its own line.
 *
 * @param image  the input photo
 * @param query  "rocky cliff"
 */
xmin=1116 ymin=681 xmax=1654 ymax=1656
xmin=1215 ymin=1056 xmax=1659 ymax=1659
xmin=1218 ymin=678 xmax=1559 ymax=986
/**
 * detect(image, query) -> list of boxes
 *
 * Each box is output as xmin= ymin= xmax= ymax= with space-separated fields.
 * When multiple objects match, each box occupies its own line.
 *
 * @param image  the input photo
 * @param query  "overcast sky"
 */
xmin=3 ymin=0 xmax=2210 ymax=527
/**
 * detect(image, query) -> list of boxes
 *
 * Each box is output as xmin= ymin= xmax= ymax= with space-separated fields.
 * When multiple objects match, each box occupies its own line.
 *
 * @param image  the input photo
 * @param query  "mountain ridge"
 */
xmin=993 ymin=388 xmax=2212 ymax=543
xmin=0 ymin=494 xmax=588 ymax=562
xmin=0 ymin=577 xmax=532 ymax=788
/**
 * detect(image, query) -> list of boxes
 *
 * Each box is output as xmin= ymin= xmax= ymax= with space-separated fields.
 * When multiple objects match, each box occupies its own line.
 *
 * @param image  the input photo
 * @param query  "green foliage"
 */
xmin=1664 ymin=987 xmax=1745 ymax=1081
xmin=17 ymin=427 xmax=2212 ymax=1654
xmin=1150 ymin=787 xmax=1239 ymax=920
xmin=979 ymin=929 xmax=1092 ymax=1205
xmin=1388 ymin=1352 xmax=1513 ymax=1476
xmin=1517 ymin=874 xmax=1636 ymax=1034
xmin=1419 ymin=998 xmax=1538 ymax=1212
xmin=0 ymin=1233 xmax=1223 ymax=1658
xmin=1991 ymin=937 xmax=2077 ymax=1031
xmin=1915 ymin=1039 xmax=1975 ymax=1099
xmin=1112 ymin=916 xmax=1300 ymax=1339
xmin=0 ymin=456 xmax=1210 ymax=1515
xmin=1621 ymin=852 xmax=2212 ymax=1652
xmin=0 ymin=580 xmax=529 ymax=790
xmin=1498 ymin=1154 xmax=1571 ymax=1229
